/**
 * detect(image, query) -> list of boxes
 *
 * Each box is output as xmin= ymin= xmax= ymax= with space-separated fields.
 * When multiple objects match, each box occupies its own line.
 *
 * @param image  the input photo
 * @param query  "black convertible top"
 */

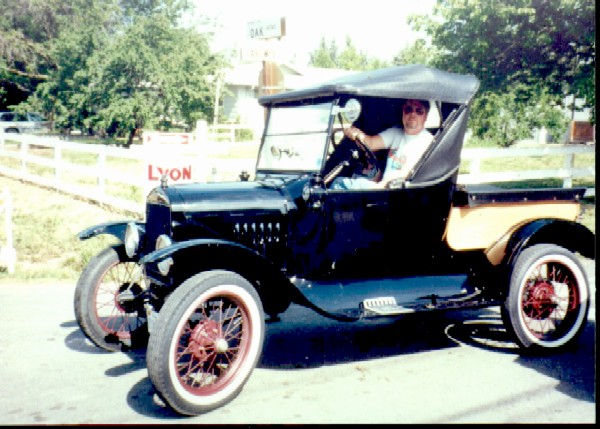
xmin=259 ymin=64 xmax=480 ymax=106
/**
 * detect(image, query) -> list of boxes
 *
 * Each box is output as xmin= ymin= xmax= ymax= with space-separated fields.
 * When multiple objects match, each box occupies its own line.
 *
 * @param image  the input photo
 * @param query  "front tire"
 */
xmin=74 ymin=246 xmax=148 ymax=351
xmin=147 ymin=270 xmax=265 ymax=416
xmin=504 ymin=244 xmax=590 ymax=351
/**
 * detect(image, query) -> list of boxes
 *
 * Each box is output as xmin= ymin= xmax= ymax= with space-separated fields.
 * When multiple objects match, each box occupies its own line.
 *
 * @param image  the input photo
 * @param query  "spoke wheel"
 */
xmin=147 ymin=270 xmax=264 ymax=416
xmin=74 ymin=246 xmax=148 ymax=351
xmin=504 ymin=244 xmax=590 ymax=350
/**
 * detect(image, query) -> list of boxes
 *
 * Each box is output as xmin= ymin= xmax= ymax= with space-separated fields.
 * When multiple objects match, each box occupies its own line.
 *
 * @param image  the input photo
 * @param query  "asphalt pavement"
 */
xmin=0 ymin=258 xmax=595 ymax=424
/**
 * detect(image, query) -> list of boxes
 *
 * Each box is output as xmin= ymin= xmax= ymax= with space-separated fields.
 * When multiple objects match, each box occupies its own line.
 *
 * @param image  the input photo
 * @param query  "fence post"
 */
xmin=19 ymin=139 xmax=27 ymax=173
xmin=0 ymin=187 xmax=16 ymax=274
xmin=97 ymin=145 xmax=106 ymax=195
xmin=54 ymin=141 xmax=62 ymax=186
xmin=563 ymin=153 xmax=574 ymax=188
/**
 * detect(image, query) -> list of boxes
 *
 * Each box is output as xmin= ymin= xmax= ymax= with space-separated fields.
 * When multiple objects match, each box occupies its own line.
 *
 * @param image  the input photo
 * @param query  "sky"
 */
xmin=188 ymin=0 xmax=437 ymax=66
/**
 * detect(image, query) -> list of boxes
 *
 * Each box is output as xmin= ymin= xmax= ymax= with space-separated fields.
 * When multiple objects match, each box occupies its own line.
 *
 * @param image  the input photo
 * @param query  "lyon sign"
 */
xmin=143 ymin=131 xmax=200 ymax=189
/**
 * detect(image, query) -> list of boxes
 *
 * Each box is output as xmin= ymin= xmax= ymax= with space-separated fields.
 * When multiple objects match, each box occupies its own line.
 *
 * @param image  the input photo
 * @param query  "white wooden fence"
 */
xmin=0 ymin=133 xmax=595 ymax=220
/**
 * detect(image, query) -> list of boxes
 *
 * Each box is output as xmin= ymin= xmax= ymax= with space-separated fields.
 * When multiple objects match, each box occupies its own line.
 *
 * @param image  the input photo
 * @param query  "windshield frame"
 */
xmin=255 ymin=98 xmax=338 ymax=176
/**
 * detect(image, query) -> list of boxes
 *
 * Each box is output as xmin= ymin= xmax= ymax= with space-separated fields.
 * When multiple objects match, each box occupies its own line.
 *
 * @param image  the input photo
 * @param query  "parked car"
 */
xmin=0 ymin=111 xmax=51 ymax=134
xmin=74 ymin=64 xmax=595 ymax=416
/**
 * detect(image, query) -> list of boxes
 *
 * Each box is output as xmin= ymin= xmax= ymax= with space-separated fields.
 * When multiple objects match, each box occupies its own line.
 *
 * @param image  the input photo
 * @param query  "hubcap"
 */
xmin=524 ymin=280 xmax=556 ymax=320
xmin=189 ymin=319 xmax=227 ymax=358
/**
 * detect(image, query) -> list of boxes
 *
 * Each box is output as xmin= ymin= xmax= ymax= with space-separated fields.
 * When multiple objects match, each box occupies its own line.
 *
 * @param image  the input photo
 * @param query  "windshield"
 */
xmin=256 ymin=102 xmax=333 ymax=172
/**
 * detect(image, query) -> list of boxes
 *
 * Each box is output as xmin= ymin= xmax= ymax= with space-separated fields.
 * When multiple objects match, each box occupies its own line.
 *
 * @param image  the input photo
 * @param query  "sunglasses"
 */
xmin=403 ymin=105 xmax=426 ymax=116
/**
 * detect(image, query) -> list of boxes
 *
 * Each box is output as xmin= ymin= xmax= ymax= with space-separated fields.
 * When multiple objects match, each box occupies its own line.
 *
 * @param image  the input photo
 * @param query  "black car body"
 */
xmin=74 ymin=64 xmax=595 ymax=416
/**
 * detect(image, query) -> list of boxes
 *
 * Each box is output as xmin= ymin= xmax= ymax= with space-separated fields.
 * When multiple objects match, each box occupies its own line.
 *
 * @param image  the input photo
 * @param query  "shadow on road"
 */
xmin=62 ymin=303 xmax=595 ymax=418
xmin=438 ymin=309 xmax=595 ymax=403
xmin=258 ymin=304 xmax=464 ymax=369
xmin=517 ymin=321 xmax=596 ymax=403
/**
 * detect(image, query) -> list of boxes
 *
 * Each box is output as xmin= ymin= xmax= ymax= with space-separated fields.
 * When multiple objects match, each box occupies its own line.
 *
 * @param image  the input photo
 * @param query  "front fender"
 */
xmin=140 ymin=238 xmax=259 ymax=264
xmin=504 ymin=219 xmax=595 ymax=268
xmin=77 ymin=220 xmax=145 ymax=242
xmin=140 ymin=238 xmax=293 ymax=317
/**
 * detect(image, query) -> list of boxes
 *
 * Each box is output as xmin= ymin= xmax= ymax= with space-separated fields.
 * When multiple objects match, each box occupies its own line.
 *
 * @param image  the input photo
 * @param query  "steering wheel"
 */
xmin=353 ymin=137 xmax=379 ymax=180
xmin=323 ymin=131 xmax=380 ymax=184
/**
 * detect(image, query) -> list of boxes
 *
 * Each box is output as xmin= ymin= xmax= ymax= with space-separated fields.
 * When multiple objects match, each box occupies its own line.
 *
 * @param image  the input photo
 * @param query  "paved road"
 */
xmin=0 ymin=259 xmax=595 ymax=424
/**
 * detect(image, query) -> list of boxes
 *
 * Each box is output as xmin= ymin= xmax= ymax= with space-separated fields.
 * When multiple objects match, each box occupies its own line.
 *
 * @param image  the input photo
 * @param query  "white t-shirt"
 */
xmin=330 ymin=127 xmax=433 ymax=190
xmin=379 ymin=127 xmax=433 ymax=182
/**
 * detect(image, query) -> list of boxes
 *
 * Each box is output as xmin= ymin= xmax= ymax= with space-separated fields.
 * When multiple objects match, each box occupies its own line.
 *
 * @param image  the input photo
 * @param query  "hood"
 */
xmin=147 ymin=180 xmax=298 ymax=214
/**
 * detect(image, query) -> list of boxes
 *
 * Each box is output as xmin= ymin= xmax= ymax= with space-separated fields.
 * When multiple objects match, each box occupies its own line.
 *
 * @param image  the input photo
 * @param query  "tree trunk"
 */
xmin=125 ymin=128 xmax=136 ymax=148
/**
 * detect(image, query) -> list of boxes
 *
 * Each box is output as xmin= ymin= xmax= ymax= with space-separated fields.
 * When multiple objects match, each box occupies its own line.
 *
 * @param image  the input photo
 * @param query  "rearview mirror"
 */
xmin=332 ymin=98 xmax=362 ymax=122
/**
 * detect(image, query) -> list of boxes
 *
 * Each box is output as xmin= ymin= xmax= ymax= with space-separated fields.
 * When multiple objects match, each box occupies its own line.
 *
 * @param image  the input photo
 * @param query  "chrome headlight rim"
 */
xmin=155 ymin=234 xmax=174 ymax=276
xmin=155 ymin=234 xmax=173 ymax=251
xmin=124 ymin=222 xmax=140 ymax=258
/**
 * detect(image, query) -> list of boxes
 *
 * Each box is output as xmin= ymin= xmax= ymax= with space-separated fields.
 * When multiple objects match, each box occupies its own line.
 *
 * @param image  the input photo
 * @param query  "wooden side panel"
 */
xmin=445 ymin=202 xmax=580 ymax=250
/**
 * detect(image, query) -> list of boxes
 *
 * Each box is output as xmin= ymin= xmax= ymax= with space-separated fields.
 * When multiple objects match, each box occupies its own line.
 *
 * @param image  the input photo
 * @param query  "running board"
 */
xmin=360 ymin=297 xmax=416 ymax=316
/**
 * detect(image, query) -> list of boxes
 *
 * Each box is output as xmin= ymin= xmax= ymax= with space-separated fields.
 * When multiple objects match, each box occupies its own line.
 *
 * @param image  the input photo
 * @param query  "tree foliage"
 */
xmin=2 ymin=0 xmax=225 ymax=146
xmin=309 ymin=36 xmax=389 ymax=70
xmin=392 ymin=39 xmax=438 ymax=66
xmin=469 ymin=83 xmax=569 ymax=146
xmin=410 ymin=0 xmax=595 ymax=128
xmin=0 ymin=0 xmax=73 ymax=104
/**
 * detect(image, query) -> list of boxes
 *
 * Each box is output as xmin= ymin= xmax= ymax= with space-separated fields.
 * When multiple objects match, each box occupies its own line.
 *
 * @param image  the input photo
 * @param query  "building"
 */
xmin=220 ymin=62 xmax=353 ymax=133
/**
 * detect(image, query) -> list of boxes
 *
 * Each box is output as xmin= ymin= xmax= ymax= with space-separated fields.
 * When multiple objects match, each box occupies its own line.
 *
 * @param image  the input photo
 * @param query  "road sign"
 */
xmin=241 ymin=39 xmax=280 ymax=62
xmin=247 ymin=17 xmax=286 ymax=39
xmin=143 ymin=131 xmax=201 ymax=188
xmin=145 ymin=132 xmax=191 ymax=145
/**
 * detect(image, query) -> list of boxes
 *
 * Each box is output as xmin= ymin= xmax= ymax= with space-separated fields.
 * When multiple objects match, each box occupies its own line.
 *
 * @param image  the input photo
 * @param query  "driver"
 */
xmin=331 ymin=99 xmax=433 ymax=189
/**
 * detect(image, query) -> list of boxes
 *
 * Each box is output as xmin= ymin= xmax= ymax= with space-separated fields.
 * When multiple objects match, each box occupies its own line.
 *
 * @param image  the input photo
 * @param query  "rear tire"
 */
xmin=147 ymin=270 xmax=265 ymax=416
xmin=503 ymin=244 xmax=590 ymax=351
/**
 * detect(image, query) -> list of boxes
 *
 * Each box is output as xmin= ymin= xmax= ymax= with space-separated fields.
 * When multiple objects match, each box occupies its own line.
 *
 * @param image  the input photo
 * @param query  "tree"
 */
xmin=410 ymin=0 xmax=595 ymax=122
xmin=13 ymin=0 xmax=225 ymax=146
xmin=21 ymin=0 xmax=120 ymax=130
xmin=84 ymin=13 xmax=223 ymax=145
xmin=469 ymin=83 xmax=569 ymax=147
xmin=0 ymin=0 xmax=73 ymax=107
xmin=309 ymin=36 xmax=389 ymax=70
xmin=309 ymin=37 xmax=338 ymax=68
xmin=392 ymin=39 xmax=438 ymax=66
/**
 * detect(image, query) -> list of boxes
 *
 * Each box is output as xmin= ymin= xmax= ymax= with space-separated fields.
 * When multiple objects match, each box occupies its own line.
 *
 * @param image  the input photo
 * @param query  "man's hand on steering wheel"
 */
xmin=343 ymin=125 xmax=379 ymax=180
xmin=344 ymin=126 xmax=367 ymax=146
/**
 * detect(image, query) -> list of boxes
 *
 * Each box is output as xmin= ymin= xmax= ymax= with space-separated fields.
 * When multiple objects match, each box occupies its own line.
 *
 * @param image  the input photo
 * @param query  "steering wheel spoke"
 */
xmin=324 ymin=128 xmax=380 ymax=185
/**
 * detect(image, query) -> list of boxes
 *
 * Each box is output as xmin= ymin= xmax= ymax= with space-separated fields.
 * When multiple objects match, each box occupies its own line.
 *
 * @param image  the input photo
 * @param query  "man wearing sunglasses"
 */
xmin=333 ymin=99 xmax=432 ymax=189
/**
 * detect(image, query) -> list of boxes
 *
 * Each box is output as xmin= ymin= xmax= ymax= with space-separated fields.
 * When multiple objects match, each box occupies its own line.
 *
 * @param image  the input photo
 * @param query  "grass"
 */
xmin=0 ymin=142 xmax=595 ymax=282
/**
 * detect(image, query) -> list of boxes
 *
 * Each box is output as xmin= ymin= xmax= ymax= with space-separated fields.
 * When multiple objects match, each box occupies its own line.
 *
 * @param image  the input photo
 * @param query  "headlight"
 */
xmin=124 ymin=222 xmax=140 ymax=258
xmin=155 ymin=234 xmax=173 ymax=250
xmin=155 ymin=234 xmax=173 ymax=275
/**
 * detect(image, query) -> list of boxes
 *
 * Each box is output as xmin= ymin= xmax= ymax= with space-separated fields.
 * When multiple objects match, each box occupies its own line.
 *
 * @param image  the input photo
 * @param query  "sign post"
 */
xmin=246 ymin=17 xmax=286 ymax=117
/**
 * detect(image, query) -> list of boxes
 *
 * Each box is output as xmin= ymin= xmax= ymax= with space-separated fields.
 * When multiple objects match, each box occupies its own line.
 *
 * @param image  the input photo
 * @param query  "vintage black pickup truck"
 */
xmin=74 ymin=64 xmax=595 ymax=416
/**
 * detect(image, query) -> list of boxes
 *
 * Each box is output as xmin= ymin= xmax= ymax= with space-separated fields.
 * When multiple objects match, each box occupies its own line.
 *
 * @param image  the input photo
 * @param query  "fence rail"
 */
xmin=457 ymin=145 xmax=595 ymax=191
xmin=0 ymin=132 xmax=594 ymax=217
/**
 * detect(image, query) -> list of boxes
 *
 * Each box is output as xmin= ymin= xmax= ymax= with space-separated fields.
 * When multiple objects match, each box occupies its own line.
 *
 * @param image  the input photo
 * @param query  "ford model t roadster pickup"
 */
xmin=74 ymin=64 xmax=595 ymax=416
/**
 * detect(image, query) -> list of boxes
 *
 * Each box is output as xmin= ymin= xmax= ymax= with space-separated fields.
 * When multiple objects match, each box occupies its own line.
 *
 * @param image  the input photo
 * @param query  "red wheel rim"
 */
xmin=93 ymin=261 xmax=144 ymax=340
xmin=173 ymin=293 xmax=252 ymax=395
xmin=521 ymin=261 xmax=581 ymax=341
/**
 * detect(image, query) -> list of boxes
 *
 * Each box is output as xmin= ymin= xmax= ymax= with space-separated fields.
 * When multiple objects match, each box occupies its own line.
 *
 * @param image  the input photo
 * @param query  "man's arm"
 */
xmin=344 ymin=126 xmax=386 ymax=150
